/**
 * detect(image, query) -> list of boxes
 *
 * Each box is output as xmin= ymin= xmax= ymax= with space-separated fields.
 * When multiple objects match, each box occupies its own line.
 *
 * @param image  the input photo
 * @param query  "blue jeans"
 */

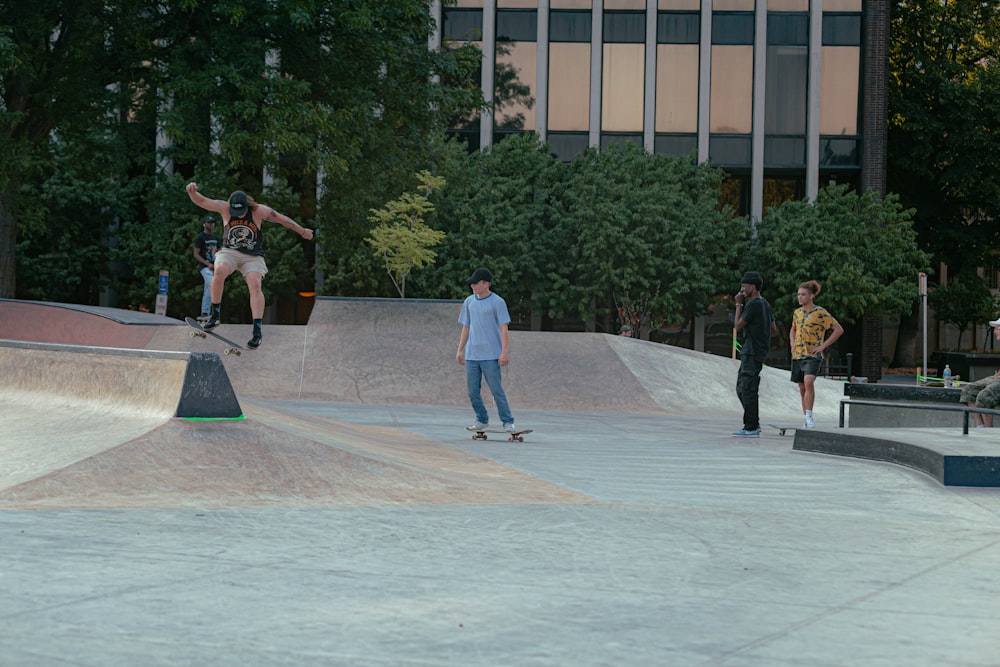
xmin=199 ymin=266 xmax=214 ymax=316
xmin=466 ymin=359 xmax=513 ymax=426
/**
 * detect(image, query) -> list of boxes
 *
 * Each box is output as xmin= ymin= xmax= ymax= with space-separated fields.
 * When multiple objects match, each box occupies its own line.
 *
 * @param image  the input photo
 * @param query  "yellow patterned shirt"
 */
xmin=792 ymin=306 xmax=839 ymax=359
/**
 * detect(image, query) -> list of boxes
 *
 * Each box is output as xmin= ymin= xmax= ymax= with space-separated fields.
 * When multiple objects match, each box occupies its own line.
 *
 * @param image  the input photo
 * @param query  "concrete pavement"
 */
xmin=2 ymin=299 xmax=1000 ymax=665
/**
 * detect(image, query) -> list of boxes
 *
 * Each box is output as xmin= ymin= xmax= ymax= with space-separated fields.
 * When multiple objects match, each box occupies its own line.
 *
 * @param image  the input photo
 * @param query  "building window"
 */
xmin=496 ymin=41 xmax=537 ymax=131
xmin=710 ymin=135 xmax=752 ymax=167
xmin=547 ymin=132 xmax=589 ymax=160
xmin=604 ymin=11 xmax=645 ymax=43
xmin=764 ymin=136 xmax=806 ymax=167
xmin=497 ymin=10 xmax=537 ymax=42
xmin=819 ymin=138 xmax=859 ymax=166
xmin=601 ymin=134 xmax=644 ymax=150
xmin=710 ymin=45 xmax=753 ymax=134
xmin=603 ymin=43 xmax=645 ymax=132
xmin=548 ymin=42 xmax=591 ymax=131
xmin=654 ymin=134 xmax=697 ymax=157
xmin=822 ymin=14 xmax=861 ymax=46
xmin=767 ymin=13 xmax=808 ymax=46
xmin=442 ymin=8 xmax=483 ymax=41
xmin=820 ymin=46 xmax=859 ymax=136
xmin=712 ymin=12 xmax=754 ymax=46
xmin=763 ymin=174 xmax=804 ymax=217
xmin=720 ymin=172 xmax=750 ymax=217
xmin=550 ymin=10 xmax=591 ymax=42
xmin=657 ymin=12 xmax=699 ymax=44
xmin=655 ymin=43 xmax=699 ymax=133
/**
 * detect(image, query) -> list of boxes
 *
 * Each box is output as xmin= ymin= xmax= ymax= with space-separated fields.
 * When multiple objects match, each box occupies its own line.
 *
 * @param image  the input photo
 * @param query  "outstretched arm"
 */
xmin=261 ymin=206 xmax=314 ymax=240
xmin=185 ymin=183 xmax=227 ymax=215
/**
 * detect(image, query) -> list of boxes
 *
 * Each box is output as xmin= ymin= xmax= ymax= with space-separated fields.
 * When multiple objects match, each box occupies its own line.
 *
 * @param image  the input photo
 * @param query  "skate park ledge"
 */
xmin=0 ymin=339 xmax=242 ymax=420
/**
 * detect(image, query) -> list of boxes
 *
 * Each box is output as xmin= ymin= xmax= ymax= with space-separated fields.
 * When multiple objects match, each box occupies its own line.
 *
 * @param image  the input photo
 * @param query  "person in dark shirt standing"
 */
xmin=732 ymin=271 xmax=774 ymax=437
xmin=192 ymin=215 xmax=219 ymax=323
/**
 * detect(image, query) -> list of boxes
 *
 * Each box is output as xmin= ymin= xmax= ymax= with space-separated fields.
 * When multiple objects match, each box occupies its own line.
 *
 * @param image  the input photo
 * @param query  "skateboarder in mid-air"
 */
xmin=456 ymin=267 xmax=518 ymax=434
xmin=185 ymin=183 xmax=313 ymax=349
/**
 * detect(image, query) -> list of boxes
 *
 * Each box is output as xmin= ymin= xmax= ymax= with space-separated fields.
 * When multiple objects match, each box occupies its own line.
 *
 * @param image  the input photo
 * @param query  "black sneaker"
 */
xmin=203 ymin=313 xmax=220 ymax=329
xmin=248 ymin=329 xmax=262 ymax=349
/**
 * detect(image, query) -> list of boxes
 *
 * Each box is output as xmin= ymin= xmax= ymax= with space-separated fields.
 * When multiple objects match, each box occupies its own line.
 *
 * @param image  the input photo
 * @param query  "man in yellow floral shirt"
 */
xmin=790 ymin=280 xmax=844 ymax=428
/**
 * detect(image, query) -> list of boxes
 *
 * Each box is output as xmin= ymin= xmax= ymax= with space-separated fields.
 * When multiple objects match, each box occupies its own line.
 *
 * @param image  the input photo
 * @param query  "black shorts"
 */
xmin=791 ymin=357 xmax=823 ymax=383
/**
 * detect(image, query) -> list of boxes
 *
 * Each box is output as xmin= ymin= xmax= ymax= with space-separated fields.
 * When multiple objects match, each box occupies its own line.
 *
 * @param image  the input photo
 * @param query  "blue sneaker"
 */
xmin=732 ymin=428 xmax=761 ymax=437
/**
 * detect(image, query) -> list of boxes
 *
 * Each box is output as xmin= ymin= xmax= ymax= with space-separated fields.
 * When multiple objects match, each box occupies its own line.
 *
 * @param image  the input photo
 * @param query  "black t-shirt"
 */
xmin=194 ymin=231 xmax=218 ymax=264
xmin=740 ymin=296 xmax=773 ymax=362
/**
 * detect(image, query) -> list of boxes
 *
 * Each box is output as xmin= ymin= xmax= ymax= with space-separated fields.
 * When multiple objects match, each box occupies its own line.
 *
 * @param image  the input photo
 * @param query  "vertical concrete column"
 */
xmin=805 ymin=0 xmax=823 ymax=201
xmin=589 ymin=0 xmax=603 ymax=148
xmin=749 ymin=1 xmax=767 ymax=224
xmin=643 ymin=0 xmax=657 ymax=153
xmin=481 ymin=0 xmax=497 ymax=150
xmin=536 ymin=0 xmax=550 ymax=139
xmin=697 ymin=1 xmax=712 ymax=164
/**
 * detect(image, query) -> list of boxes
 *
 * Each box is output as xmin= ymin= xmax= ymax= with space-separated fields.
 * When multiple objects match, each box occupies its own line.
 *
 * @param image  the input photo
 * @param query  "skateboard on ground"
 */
xmin=185 ymin=317 xmax=244 ymax=356
xmin=766 ymin=423 xmax=796 ymax=436
xmin=466 ymin=427 xmax=534 ymax=443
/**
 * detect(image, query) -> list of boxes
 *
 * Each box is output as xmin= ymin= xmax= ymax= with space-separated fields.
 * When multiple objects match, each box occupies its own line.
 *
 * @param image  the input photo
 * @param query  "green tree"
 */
xmin=414 ymin=133 xmax=562 ymax=318
xmin=2 ymin=1 xmax=484 ymax=311
xmin=928 ymin=274 xmax=998 ymax=350
xmin=367 ymin=170 xmax=446 ymax=298
xmin=0 ymin=1 xmax=153 ymax=299
xmin=888 ymin=0 xmax=1000 ymax=272
xmin=750 ymin=185 xmax=932 ymax=329
xmin=547 ymin=143 xmax=749 ymax=335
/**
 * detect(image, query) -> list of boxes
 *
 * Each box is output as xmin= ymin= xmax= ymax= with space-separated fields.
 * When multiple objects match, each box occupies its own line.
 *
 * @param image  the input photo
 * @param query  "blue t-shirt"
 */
xmin=458 ymin=292 xmax=511 ymax=361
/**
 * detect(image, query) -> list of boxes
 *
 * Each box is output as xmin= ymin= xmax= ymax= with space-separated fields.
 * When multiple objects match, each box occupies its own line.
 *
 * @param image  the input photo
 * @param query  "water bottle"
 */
xmin=943 ymin=364 xmax=952 ymax=387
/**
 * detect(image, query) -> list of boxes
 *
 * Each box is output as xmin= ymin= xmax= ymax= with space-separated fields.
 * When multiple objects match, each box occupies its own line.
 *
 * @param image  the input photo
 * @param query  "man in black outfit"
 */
xmin=732 ymin=271 xmax=774 ymax=437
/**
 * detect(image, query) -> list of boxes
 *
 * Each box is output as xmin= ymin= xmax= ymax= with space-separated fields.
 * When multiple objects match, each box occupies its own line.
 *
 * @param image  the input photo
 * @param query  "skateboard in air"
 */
xmin=766 ymin=423 xmax=796 ymax=436
xmin=466 ymin=426 xmax=534 ymax=443
xmin=185 ymin=316 xmax=244 ymax=356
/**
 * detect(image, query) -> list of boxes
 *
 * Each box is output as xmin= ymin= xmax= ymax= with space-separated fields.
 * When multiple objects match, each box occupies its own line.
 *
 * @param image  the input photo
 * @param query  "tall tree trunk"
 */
xmin=0 ymin=190 xmax=16 ymax=298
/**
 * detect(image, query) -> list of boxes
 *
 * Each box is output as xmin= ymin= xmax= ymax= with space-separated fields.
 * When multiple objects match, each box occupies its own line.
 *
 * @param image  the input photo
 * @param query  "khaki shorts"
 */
xmin=215 ymin=248 xmax=268 ymax=277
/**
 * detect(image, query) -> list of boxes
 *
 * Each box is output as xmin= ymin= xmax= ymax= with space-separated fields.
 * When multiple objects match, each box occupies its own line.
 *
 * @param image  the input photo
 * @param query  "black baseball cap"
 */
xmin=741 ymin=271 xmax=763 ymax=288
xmin=201 ymin=215 xmax=216 ymax=224
xmin=229 ymin=191 xmax=249 ymax=218
xmin=466 ymin=267 xmax=494 ymax=284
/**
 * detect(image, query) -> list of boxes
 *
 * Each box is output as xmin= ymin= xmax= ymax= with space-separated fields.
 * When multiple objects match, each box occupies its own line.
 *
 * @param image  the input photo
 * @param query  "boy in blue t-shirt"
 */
xmin=456 ymin=267 xmax=516 ymax=432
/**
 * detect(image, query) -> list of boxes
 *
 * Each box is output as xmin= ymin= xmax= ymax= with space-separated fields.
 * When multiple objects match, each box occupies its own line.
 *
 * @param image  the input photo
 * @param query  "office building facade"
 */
xmin=431 ymin=0 xmax=884 ymax=221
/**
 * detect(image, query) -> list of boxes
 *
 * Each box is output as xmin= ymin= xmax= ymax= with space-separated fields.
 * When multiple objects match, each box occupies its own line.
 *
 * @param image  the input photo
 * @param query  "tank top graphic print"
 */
xmin=224 ymin=212 xmax=265 ymax=256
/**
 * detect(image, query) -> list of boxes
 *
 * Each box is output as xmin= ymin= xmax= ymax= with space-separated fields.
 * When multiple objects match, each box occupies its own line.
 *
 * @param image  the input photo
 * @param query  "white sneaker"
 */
xmin=503 ymin=423 xmax=517 ymax=433
xmin=804 ymin=416 xmax=815 ymax=429
xmin=466 ymin=422 xmax=488 ymax=431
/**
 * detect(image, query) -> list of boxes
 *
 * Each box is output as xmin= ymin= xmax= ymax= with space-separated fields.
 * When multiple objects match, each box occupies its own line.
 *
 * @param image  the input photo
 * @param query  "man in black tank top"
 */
xmin=185 ymin=183 xmax=314 ymax=348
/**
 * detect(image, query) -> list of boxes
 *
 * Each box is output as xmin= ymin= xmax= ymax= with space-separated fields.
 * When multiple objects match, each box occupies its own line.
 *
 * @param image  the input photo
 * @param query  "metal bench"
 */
xmin=839 ymin=398 xmax=1000 ymax=435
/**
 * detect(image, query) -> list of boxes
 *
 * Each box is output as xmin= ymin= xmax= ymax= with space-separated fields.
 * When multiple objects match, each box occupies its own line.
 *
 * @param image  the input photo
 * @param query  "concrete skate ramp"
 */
xmin=0 ymin=298 xmax=179 ymax=348
xmin=197 ymin=297 xmax=836 ymax=420
xmin=0 ymin=340 xmax=244 ymax=494
xmin=2 ymin=297 xmax=840 ymax=419
xmin=0 ymin=401 xmax=593 ymax=509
